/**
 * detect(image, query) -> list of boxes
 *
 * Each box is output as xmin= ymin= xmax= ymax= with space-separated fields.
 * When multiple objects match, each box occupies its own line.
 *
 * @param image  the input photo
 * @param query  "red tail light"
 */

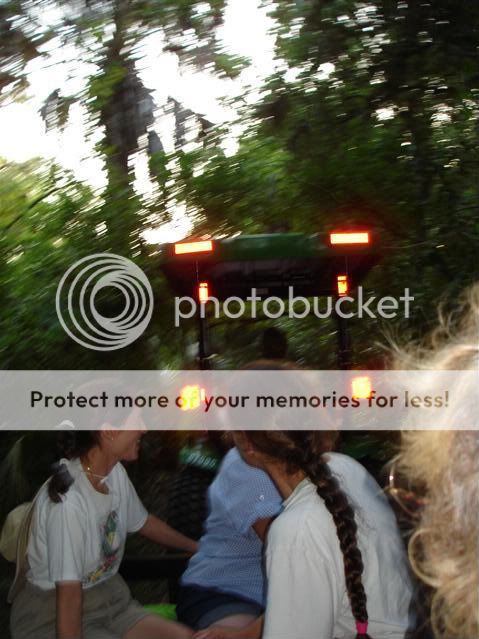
xmin=351 ymin=376 xmax=372 ymax=400
xmin=198 ymin=282 xmax=210 ymax=303
xmin=330 ymin=232 xmax=370 ymax=245
xmin=179 ymin=385 xmax=206 ymax=411
xmin=174 ymin=240 xmax=213 ymax=255
xmin=337 ymin=274 xmax=349 ymax=297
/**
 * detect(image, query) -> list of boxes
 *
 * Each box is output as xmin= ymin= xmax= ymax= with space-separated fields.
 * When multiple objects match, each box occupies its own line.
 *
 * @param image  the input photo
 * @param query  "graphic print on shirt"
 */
xmin=84 ymin=510 xmax=121 ymax=585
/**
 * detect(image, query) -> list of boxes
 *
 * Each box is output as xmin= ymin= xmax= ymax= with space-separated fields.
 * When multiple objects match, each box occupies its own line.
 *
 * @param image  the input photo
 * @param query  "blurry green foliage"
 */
xmin=88 ymin=63 xmax=128 ymax=111
xmin=0 ymin=0 xmax=478 ymax=370
xmin=0 ymin=0 xmax=232 ymax=369
xmin=0 ymin=158 xmax=184 ymax=369
xmin=213 ymin=52 xmax=251 ymax=79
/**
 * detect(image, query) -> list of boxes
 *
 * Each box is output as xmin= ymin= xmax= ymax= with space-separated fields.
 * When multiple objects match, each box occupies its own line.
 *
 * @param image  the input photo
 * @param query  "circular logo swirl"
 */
xmin=56 ymin=254 xmax=154 ymax=351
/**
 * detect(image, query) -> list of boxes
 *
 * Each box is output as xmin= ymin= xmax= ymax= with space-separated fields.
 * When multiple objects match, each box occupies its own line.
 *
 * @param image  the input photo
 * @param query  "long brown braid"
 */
xmin=246 ymin=431 xmax=371 ymax=639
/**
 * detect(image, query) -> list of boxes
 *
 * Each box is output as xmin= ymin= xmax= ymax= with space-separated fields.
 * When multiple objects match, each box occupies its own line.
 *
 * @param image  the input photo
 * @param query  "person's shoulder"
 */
xmin=38 ymin=478 xmax=87 ymax=520
xmin=219 ymin=447 xmax=256 ymax=477
xmin=327 ymin=451 xmax=365 ymax=471
xmin=326 ymin=452 xmax=376 ymax=484
xmin=215 ymin=448 xmax=281 ymax=505
xmin=106 ymin=462 xmax=135 ymax=495
xmin=326 ymin=453 xmax=396 ymax=529
xmin=222 ymin=447 xmax=278 ymax=485
xmin=110 ymin=461 xmax=129 ymax=481
xmin=271 ymin=483 xmax=325 ymax=538
xmin=268 ymin=496 xmax=331 ymax=555
xmin=220 ymin=447 xmax=242 ymax=467
xmin=221 ymin=446 xmax=238 ymax=462
xmin=222 ymin=447 xmax=265 ymax=475
xmin=268 ymin=481 xmax=346 ymax=564
xmin=49 ymin=459 xmax=93 ymax=510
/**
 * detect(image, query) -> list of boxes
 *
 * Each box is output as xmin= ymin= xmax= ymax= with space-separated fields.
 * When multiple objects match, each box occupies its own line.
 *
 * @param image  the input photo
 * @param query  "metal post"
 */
xmin=198 ymin=312 xmax=210 ymax=370
xmin=334 ymin=306 xmax=352 ymax=370
xmin=195 ymin=260 xmax=210 ymax=370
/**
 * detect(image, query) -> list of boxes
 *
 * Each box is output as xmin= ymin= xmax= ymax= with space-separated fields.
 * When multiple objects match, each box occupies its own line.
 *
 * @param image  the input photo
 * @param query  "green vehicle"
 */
xmin=161 ymin=230 xmax=380 ymax=370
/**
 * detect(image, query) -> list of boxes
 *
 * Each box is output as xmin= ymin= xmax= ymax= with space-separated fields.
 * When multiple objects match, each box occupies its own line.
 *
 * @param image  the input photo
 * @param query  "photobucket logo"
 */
xmin=175 ymin=287 xmax=414 ymax=326
xmin=56 ymin=254 xmax=153 ymax=351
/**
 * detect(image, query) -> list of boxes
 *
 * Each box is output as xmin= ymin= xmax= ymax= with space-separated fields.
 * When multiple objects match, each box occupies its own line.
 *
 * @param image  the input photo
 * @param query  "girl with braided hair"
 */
xmin=231 ymin=431 xmax=412 ymax=639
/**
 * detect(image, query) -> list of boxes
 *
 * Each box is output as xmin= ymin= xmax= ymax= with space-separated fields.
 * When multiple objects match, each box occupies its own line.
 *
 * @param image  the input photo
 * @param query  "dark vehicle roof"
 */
xmin=161 ymin=232 xmax=380 ymax=300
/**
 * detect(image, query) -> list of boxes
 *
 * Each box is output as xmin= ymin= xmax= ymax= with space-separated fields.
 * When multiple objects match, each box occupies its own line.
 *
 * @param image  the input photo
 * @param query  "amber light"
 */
xmin=198 ymin=282 xmax=210 ymax=303
xmin=330 ymin=232 xmax=370 ymax=245
xmin=179 ymin=385 xmax=206 ymax=411
xmin=351 ymin=376 xmax=373 ymax=400
xmin=337 ymin=274 xmax=349 ymax=297
xmin=174 ymin=240 xmax=213 ymax=255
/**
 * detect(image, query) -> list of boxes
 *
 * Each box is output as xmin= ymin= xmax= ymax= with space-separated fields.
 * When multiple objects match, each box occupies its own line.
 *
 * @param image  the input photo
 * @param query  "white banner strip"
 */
xmin=0 ymin=370 xmax=477 ymax=431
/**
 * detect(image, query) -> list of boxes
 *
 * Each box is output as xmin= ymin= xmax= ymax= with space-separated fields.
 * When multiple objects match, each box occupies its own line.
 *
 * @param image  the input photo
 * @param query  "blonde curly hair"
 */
xmin=397 ymin=284 xmax=479 ymax=639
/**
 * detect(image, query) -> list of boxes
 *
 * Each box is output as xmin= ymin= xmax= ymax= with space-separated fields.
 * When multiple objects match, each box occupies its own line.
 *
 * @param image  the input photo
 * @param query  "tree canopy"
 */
xmin=0 ymin=0 xmax=478 ymax=368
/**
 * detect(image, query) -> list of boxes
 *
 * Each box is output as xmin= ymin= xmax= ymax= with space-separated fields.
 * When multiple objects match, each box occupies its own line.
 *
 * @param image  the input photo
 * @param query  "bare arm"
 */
xmin=252 ymin=517 xmax=274 ymax=542
xmin=56 ymin=581 xmax=82 ymax=639
xmin=139 ymin=514 xmax=199 ymax=554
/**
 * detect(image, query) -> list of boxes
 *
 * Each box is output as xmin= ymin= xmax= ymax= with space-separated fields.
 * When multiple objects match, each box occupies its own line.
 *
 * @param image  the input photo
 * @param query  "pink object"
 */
xmin=356 ymin=621 xmax=369 ymax=635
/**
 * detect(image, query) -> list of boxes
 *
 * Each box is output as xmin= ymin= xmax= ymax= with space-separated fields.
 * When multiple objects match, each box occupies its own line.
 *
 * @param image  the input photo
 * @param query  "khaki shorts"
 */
xmin=10 ymin=573 xmax=149 ymax=639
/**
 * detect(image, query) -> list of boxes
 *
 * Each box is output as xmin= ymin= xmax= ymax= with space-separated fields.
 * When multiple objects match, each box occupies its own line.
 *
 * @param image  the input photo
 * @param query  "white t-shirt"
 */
xmin=263 ymin=453 xmax=413 ymax=639
xmin=27 ymin=458 xmax=148 ymax=590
